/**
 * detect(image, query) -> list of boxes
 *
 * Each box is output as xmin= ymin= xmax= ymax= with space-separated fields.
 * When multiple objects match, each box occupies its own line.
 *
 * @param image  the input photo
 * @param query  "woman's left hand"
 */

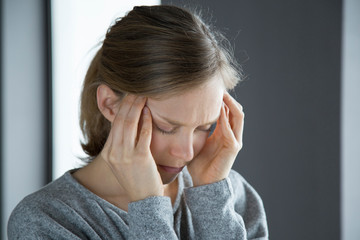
xmin=187 ymin=92 xmax=244 ymax=186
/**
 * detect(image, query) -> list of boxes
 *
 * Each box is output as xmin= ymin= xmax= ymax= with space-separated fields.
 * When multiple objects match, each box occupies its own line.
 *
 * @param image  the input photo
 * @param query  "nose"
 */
xmin=169 ymin=133 xmax=194 ymax=162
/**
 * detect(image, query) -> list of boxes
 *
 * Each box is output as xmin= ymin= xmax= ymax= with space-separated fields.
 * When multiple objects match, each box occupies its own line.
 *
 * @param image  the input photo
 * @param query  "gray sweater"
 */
xmin=8 ymin=167 xmax=268 ymax=239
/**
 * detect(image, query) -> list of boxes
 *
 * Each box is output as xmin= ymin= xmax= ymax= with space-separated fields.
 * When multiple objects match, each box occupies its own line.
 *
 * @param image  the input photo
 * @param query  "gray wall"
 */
xmin=341 ymin=0 xmax=360 ymax=239
xmin=1 ymin=0 xmax=46 ymax=239
xmin=0 ymin=0 xmax=3 ymax=236
xmin=163 ymin=0 xmax=342 ymax=239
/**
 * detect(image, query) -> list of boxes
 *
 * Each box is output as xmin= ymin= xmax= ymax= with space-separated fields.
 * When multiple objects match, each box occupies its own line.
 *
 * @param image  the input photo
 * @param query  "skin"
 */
xmin=73 ymin=75 xmax=244 ymax=211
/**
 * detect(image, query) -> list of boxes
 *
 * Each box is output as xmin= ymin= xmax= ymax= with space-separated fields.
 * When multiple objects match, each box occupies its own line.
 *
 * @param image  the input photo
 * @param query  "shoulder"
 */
xmin=10 ymin=172 xmax=72 ymax=212
xmin=7 ymin=171 xmax=84 ymax=238
xmin=8 ymin=194 xmax=43 ymax=238
xmin=11 ymin=170 xmax=77 ymax=209
xmin=228 ymin=169 xmax=261 ymax=199
xmin=228 ymin=169 xmax=266 ymax=222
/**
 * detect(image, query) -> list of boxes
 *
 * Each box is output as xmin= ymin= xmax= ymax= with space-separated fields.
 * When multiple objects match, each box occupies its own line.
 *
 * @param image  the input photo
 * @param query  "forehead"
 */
xmin=147 ymin=77 xmax=225 ymax=126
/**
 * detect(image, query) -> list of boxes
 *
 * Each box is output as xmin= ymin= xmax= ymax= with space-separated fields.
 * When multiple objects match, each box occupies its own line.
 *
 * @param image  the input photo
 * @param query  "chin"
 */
xmin=160 ymin=172 xmax=179 ymax=185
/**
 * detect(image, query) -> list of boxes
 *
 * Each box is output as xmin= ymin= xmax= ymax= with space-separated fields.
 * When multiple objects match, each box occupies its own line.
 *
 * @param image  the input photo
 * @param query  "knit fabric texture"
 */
xmin=8 ymin=167 xmax=268 ymax=239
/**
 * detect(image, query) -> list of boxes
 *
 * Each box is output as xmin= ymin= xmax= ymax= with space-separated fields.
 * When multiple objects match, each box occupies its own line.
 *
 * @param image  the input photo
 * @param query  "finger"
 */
xmin=107 ymin=94 xmax=137 ymax=156
xmin=223 ymin=92 xmax=243 ymax=116
xmin=116 ymin=94 xmax=137 ymax=119
xmin=219 ymin=104 xmax=237 ymax=144
xmin=224 ymin=103 xmax=230 ymax=118
xmin=223 ymin=92 xmax=244 ymax=142
xmin=136 ymin=106 xmax=153 ymax=151
xmin=122 ymin=96 xmax=147 ymax=149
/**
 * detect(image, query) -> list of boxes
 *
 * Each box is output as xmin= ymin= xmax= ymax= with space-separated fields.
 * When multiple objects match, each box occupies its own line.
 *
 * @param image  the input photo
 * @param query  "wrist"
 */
xmin=129 ymin=189 xmax=164 ymax=202
xmin=192 ymin=176 xmax=225 ymax=187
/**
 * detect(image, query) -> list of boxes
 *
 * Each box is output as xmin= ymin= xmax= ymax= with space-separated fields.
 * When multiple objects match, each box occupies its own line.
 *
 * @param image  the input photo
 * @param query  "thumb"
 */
xmin=136 ymin=106 xmax=152 ymax=149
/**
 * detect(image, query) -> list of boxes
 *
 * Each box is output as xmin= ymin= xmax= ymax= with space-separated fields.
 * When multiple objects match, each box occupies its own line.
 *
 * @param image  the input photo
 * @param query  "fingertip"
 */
xmin=223 ymin=91 xmax=231 ymax=99
xmin=219 ymin=104 xmax=226 ymax=123
xmin=143 ymin=106 xmax=149 ymax=115
xmin=224 ymin=103 xmax=229 ymax=116
xmin=137 ymin=107 xmax=153 ymax=148
xmin=142 ymin=106 xmax=153 ymax=126
xmin=143 ymin=106 xmax=153 ymax=118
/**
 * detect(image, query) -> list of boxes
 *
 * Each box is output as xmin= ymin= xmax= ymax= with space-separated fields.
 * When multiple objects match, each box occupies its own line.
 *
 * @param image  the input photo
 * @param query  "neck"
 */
xmin=72 ymin=156 xmax=178 ymax=210
xmin=73 ymin=156 xmax=124 ymax=199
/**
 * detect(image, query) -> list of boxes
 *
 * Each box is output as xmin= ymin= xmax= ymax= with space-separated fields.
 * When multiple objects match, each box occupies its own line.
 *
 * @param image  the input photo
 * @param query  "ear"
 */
xmin=97 ymin=84 xmax=120 ymax=123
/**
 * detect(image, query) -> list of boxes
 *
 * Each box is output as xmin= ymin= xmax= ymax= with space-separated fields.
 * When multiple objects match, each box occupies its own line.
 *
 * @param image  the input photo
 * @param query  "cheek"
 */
xmin=193 ymin=133 xmax=209 ymax=156
xmin=149 ymin=132 xmax=168 ymax=160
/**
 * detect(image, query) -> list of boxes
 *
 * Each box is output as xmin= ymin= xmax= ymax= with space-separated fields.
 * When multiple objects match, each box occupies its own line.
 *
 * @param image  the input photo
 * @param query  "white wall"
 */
xmin=341 ymin=0 xmax=360 ymax=239
xmin=51 ymin=0 xmax=160 ymax=179
xmin=1 ymin=1 xmax=161 ymax=238
xmin=1 ymin=0 xmax=46 ymax=239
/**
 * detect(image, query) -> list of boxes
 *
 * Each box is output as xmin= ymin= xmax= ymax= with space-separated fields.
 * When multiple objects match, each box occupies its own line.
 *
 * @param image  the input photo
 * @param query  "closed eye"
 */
xmin=207 ymin=122 xmax=217 ymax=136
xmin=154 ymin=124 xmax=176 ymax=135
xmin=153 ymin=121 xmax=217 ymax=136
xmin=196 ymin=122 xmax=217 ymax=135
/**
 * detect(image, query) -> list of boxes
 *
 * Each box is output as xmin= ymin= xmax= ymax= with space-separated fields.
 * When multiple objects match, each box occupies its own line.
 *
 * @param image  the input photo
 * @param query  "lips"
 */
xmin=158 ymin=165 xmax=184 ymax=174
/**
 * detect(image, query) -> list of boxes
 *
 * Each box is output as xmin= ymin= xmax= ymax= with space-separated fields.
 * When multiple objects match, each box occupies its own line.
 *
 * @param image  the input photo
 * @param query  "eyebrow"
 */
xmin=154 ymin=113 xmax=220 ymax=127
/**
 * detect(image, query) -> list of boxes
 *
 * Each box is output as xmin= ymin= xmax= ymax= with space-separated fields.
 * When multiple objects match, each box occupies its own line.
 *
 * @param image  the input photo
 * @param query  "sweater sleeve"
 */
xmin=183 ymin=170 xmax=268 ymax=240
xmin=127 ymin=196 xmax=178 ymax=239
xmin=8 ymin=201 xmax=84 ymax=240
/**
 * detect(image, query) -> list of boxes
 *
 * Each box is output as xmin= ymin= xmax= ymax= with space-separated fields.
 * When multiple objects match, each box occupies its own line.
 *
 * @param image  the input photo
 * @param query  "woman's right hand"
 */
xmin=99 ymin=94 xmax=164 ymax=202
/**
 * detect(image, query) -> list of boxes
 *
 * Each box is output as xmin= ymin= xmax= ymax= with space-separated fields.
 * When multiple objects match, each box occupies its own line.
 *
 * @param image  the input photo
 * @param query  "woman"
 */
xmin=8 ymin=5 xmax=268 ymax=239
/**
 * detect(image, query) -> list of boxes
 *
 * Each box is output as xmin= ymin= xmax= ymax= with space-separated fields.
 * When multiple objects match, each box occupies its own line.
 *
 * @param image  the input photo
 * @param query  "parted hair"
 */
xmin=80 ymin=5 xmax=241 ymax=161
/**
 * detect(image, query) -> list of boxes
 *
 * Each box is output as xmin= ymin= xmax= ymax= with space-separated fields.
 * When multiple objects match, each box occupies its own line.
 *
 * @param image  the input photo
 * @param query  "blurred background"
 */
xmin=1 ymin=0 xmax=359 ymax=239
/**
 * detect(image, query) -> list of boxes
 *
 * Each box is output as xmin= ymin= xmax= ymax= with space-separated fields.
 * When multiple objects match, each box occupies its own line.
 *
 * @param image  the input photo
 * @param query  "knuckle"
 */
xmin=237 ymin=142 xmax=243 ymax=150
xmin=239 ymin=111 xmax=245 ymax=118
xmin=141 ymin=127 xmax=151 ymax=137
xmin=229 ymin=141 xmax=241 ymax=151
xmin=107 ymin=147 xmax=124 ymax=163
xmin=124 ymin=118 xmax=135 ymax=128
xmin=233 ymin=108 xmax=244 ymax=119
xmin=107 ymin=150 xmax=118 ymax=164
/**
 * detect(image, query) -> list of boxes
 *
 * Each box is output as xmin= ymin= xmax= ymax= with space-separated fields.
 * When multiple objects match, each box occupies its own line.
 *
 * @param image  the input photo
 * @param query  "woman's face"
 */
xmin=146 ymin=76 xmax=225 ymax=185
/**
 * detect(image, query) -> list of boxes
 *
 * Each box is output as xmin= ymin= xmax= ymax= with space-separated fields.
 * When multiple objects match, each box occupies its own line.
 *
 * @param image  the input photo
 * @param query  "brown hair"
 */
xmin=80 ymin=5 xmax=241 ymax=161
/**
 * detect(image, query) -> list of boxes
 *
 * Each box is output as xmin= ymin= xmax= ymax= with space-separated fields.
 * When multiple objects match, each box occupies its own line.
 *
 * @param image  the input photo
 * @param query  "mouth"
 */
xmin=158 ymin=165 xmax=184 ymax=174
